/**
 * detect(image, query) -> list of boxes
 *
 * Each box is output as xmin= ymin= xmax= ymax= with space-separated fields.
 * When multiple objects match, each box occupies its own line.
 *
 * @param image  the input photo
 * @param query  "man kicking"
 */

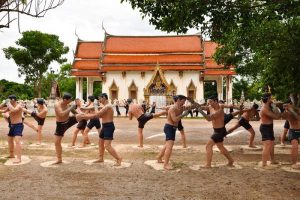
xmin=77 ymin=93 xmax=122 ymax=166
xmin=156 ymin=95 xmax=191 ymax=170
xmin=54 ymin=93 xmax=78 ymax=164
xmin=23 ymin=98 xmax=48 ymax=145
xmin=259 ymin=93 xmax=282 ymax=168
xmin=227 ymin=103 xmax=260 ymax=147
xmin=197 ymin=96 xmax=234 ymax=168
xmin=69 ymin=98 xmax=87 ymax=147
xmin=79 ymin=96 xmax=101 ymax=148
xmin=128 ymin=99 xmax=166 ymax=148
xmin=5 ymin=95 xmax=24 ymax=163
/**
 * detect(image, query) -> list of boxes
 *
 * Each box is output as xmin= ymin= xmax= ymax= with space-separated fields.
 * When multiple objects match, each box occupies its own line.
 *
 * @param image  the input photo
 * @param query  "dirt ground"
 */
xmin=0 ymin=117 xmax=299 ymax=200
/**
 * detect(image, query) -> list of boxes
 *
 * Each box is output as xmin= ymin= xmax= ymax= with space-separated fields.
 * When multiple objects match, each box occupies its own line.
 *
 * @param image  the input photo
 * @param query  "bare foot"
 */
xmin=92 ymin=159 xmax=104 ymax=163
xmin=6 ymin=155 xmax=15 ymax=158
xmin=51 ymin=160 xmax=63 ymax=165
xmin=164 ymin=164 xmax=173 ymax=170
xmin=78 ymin=145 xmax=86 ymax=148
xmin=68 ymin=144 xmax=75 ymax=148
xmin=271 ymin=161 xmax=279 ymax=165
xmin=248 ymin=145 xmax=257 ymax=148
xmin=13 ymin=159 xmax=21 ymax=164
xmin=36 ymin=143 xmax=41 ymax=145
xmin=291 ymin=164 xmax=300 ymax=170
xmin=156 ymin=157 xmax=164 ymax=163
xmin=114 ymin=158 xmax=122 ymax=166
xmin=182 ymin=145 xmax=187 ymax=148
xmin=261 ymin=165 xmax=275 ymax=170
xmin=137 ymin=145 xmax=143 ymax=148
xmin=227 ymin=160 xmax=235 ymax=167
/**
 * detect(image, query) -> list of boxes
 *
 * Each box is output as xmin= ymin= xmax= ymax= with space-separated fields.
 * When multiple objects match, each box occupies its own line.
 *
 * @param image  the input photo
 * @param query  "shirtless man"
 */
xmin=281 ymin=100 xmax=300 ymax=169
xmin=54 ymin=93 xmax=78 ymax=164
xmin=169 ymin=95 xmax=188 ymax=148
xmin=77 ymin=93 xmax=122 ymax=166
xmin=197 ymin=96 xmax=234 ymax=168
xmin=259 ymin=93 xmax=282 ymax=168
xmin=5 ymin=95 xmax=24 ymax=163
xmin=23 ymin=98 xmax=48 ymax=145
xmin=128 ymin=98 xmax=167 ymax=148
xmin=156 ymin=95 xmax=191 ymax=170
xmin=279 ymin=99 xmax=291 ymax=146
xmin=227 ymin=104 xmax=260 ymax=147
xmin=79 ymin=96 xmax=101 ymax=148
xmin=69 ymin=98 xmax=87 ymax=147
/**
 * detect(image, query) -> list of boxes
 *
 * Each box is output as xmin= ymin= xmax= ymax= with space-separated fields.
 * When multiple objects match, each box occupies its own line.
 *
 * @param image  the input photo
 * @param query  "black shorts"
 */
xmin=8 ymin=123 xmax=24 ymax=137
xmin=284 ymin=120 xmax=290 ymax=129
xmin=259 ymin=124 xmax=275 ymax=141
xmin=31 ymin=111 xmax=45 ymax=126
xmin=211 ymin=127 xmax=227 ymax=143
xmin=224 ymin=113 xmax=234 ymax=125
xmin=177 ymin=119 xmax=184 ymax=131
xmin=288 ymin=129 xmax=300 ymax=142
xmin=55 ymin=116 xmax=77 ymax=137
xmin=238 ymin=117 xmax=252 ymax=130
xmin=76 ymin=120 xmax=87 ymax=130
xmin=99 ymin=122 xmax=115 ymax=140
xmin=164 ymin=124 xmax=177 ymax=141
xmin=87 ymin=118 xmax=101 ymax=129
xmin=137 ymin=113 xmax=153 ymax=128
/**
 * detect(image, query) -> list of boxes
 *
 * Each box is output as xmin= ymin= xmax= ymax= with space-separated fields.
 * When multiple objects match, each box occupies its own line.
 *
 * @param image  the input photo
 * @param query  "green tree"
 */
xmin=122 ymin=0 xmax=300 ymax=104
xmin=3 ymin=30 xmax=69 ymax=98
xmin=0 ymin=79 xmax=34 ymax=100
xmin=57 ymin=64 xmax=76 ymax=98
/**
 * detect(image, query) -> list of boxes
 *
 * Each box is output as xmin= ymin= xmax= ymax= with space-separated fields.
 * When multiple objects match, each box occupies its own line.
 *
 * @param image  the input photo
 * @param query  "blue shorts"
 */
xmin=8 ymin=123 xmax=24 ymax=137
xmin=164 ymin=124 xmax=177 ymax=141
xmin=99 ymin=122 xmax=115 ymax=140
xmin=288 ymin=129 xmax=300 ymax=142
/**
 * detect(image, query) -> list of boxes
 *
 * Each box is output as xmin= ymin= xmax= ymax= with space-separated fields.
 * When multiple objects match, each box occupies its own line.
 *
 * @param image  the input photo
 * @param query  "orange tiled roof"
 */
xmin=104 ymin=35 xmax=202 ymax=53
xmin=71 ymin=34 xmax=235 ymax=76
xmin=75 ymin=41 xmax=102 ymax=59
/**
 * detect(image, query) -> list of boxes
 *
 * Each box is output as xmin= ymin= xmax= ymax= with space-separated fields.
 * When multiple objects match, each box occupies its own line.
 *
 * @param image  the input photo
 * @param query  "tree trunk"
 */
xmin=37 ymin=78 xmax=42 ymax=98
xmin=290 ymin=93 xmax=299 ymax=108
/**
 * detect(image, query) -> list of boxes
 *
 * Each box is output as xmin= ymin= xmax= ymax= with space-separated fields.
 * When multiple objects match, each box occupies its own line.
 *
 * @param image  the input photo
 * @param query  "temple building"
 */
xmin=71 ymin=33 xmax=235 ymax=107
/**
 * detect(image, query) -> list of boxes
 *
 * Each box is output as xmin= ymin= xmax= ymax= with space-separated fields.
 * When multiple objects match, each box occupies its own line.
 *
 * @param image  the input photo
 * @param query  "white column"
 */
xmin=198 ymin=79 xmax=204 ymax=103
xmin=86 ymin=77 xmax=94 ymax=97
xmin=228 ymin=76 xmax=233 ymax=104
xmin=79 ymin=77 xmax=83 ymax=100
xmin=76 ymin=77 xmax=83 ymax=99
xmin=217 ymin=76 xmax=223 ymax=100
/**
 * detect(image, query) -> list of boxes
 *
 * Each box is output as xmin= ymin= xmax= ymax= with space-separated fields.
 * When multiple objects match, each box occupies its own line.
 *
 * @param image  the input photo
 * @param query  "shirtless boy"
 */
xmin=259 ymin=93 xmax=282 ymax=168
xmin=54 ymin=93 xmax=78 ymax=164
xmin=227 ymin=104 xmax=260 ymax=147
xmin=128 ymin=99 xmax=166 ymax=148
xmin=5 ymin=95 xmax=24 ymax=163
xmin=79 ymin=96 xmax=101 ymax=148
xmin=77 ymin=93 xmax=122 ymax=166
xmin=156 ymin=95 xmax=191 ymax=170
xmin=23 ymin=98 xmax=48 ymax=145
xmin=198 ymin=96 xmax=234 ymax=168
xmin=281 ymin=100 xmax=300 ymax=169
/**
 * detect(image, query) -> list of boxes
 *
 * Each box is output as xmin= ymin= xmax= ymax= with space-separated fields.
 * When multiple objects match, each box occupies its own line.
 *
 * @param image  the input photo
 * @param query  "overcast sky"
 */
xmin=0 ymin=0 xmax=198 ymax=83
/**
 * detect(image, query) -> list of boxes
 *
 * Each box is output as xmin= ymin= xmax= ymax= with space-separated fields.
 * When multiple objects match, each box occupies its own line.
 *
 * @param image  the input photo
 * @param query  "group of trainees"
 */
xmin=0 ymin=92 xmax=299 ymax=170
